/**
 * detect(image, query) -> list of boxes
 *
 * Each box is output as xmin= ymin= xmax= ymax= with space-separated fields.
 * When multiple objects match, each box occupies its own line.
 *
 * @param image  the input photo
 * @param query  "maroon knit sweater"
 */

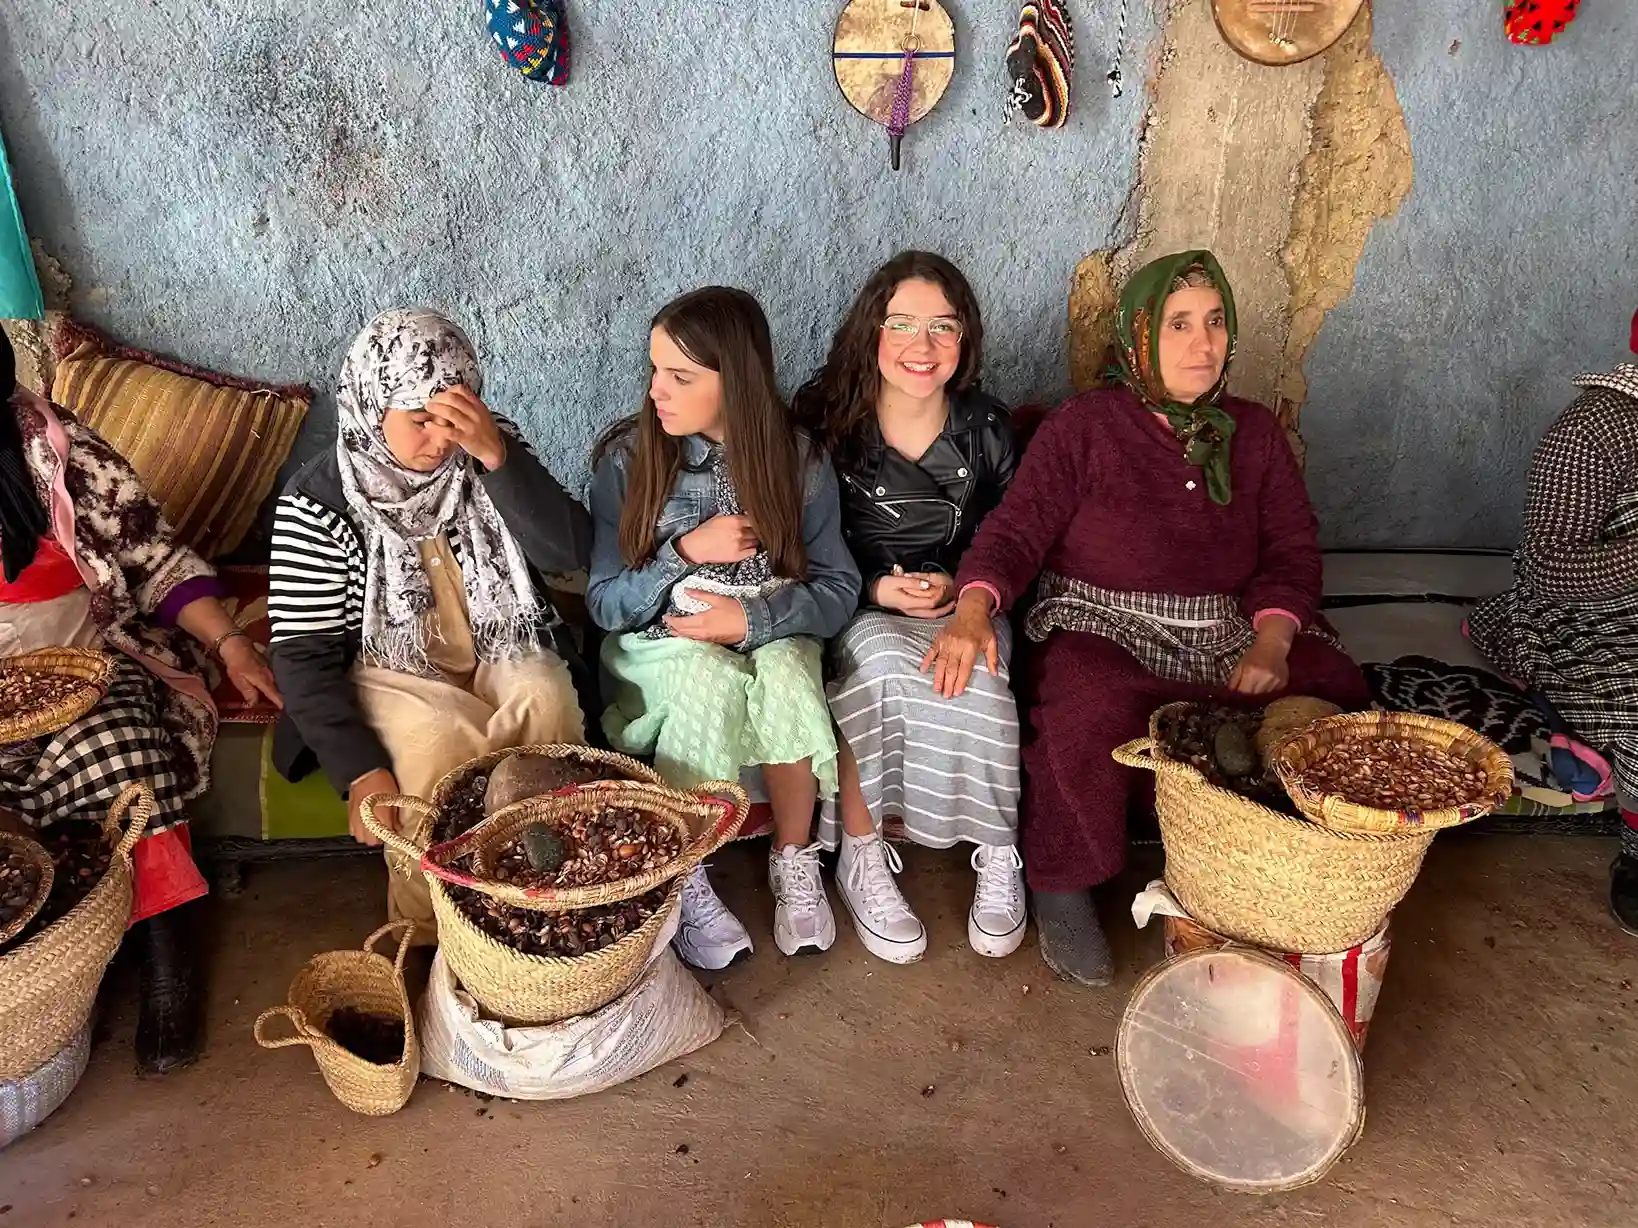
xmin=955 ymin=387 xmax=1322 ymax=623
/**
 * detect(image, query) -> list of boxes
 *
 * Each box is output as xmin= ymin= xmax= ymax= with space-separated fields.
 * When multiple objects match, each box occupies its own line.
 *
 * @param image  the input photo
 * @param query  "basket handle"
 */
xmin=362 ymin=919 xmax=419 ymax=972
xmin=253 ymin=1004 xmax=320 ymax=1050
xmin=1111 ymin=737 xmax=1203 ymax=782
xmin=417 ymin=779 xmax=753 ymax=905
xmin=667 ymin=779 xmax=752 ymax=874
xmin=1111 ymin=738 xmax=1159 ymax=771
xmin=359 ymin=794 xmax=438 ymax=863
xmin=103 ymin=783 xmax=154 ymax=860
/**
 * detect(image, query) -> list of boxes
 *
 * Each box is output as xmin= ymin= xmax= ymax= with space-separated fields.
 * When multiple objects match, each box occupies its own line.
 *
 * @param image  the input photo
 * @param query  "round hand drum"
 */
xmin=832 ymin=0 xmax=955 ymax=170
xmin=1116 ymin=946 xmax=1366 ymax=1193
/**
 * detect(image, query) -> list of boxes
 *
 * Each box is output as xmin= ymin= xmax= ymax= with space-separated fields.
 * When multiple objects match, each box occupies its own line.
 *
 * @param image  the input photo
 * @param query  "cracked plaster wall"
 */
xmin=1302 ymin=1 xmax=1638 ymax=549
xmin=1071 ymin=0 xmax=1634 ymax=550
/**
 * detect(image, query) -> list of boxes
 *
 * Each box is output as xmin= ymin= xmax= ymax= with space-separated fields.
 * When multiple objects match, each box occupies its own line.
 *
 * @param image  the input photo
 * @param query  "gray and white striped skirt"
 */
xmin=818 ymin=610 xmax=1020 ymax=850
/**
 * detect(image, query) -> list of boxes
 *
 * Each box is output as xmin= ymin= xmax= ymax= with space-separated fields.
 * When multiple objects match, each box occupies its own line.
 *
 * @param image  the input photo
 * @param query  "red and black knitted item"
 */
xmin=1505 ymin=0 xmax=1581 ymax=45
xmin=1006 ymin=0 xmax=1074 ymax=129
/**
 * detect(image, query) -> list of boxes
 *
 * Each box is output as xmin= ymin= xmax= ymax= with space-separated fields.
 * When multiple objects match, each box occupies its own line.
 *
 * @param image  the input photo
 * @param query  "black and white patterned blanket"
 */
xmin=1364 ymin=654 xmax=1547 ymax=756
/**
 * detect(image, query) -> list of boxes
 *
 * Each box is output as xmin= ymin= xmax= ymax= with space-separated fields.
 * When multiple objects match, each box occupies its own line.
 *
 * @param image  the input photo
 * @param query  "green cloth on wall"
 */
xmin=0 ymin=130 xmax=42 ymax=321
xmin=258 ymin=727 xmax=350 ymax=840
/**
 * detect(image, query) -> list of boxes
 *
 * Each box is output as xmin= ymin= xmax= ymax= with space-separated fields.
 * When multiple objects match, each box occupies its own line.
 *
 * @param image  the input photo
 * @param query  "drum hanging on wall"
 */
xmin=832 ymin=0 xmax=956 ymax=171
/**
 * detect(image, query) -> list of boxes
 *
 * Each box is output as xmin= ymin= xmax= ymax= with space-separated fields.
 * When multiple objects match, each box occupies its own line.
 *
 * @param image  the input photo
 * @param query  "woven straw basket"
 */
xmin=0 ymin=784 xmax=150 ymax=1078
xmin=364 ymin=780 xmax=747 ymax=1025
xmin=425 ymin=778 xmax=751 ymax=910
xmin=1114 ymin=706 xmax=1435 ymax=954
xmin=0 ymin=834 xmax=54 ymax=948
xmin=254 ymin=921 xmax=420 ymax=1116
xmin=1270 ymin=711 xmax=1514 ymax=835
xmin=381 ymin=744 xmax=666 ymax=897
xmin=0 ymin=648 xmax=115 ymax=745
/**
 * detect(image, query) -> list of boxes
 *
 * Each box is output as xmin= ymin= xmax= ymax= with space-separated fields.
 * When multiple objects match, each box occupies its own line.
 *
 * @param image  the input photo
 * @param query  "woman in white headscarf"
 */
xmin=268 ymin=309 xmax=592 ymax=935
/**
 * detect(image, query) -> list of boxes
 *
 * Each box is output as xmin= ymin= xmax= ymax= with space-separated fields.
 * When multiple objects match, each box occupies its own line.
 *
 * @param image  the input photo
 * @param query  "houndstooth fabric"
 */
xmin=1022 ymin=571 xmax=1340 ymax=686
xmin=1507 ymin=377 xmax=1638 ymax=602
xmin=0 ymin=658 xmax=188 ymax=833
xmin=1468 ymin=373 xmax=1638 ymax=799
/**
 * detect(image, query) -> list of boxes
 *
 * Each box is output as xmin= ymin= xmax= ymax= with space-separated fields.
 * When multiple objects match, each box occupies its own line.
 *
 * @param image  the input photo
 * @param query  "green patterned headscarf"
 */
xmin=1113 ymin=250 xmax=1238 ymax=505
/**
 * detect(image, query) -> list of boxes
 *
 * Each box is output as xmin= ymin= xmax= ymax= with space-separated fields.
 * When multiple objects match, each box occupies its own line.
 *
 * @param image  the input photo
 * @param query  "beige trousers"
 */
xmin=355 ymin=537 xmax=584 ymax=940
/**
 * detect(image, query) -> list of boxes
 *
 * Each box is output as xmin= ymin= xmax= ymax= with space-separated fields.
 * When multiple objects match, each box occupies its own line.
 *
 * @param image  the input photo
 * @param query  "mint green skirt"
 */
xmin=600 ymin=633 xmax=838 ymax=797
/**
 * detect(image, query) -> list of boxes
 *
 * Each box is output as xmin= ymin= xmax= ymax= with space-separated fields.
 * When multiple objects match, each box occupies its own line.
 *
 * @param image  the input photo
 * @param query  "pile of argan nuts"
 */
xmin=452 ymin=884 xmax=671 ymax=958
xmin=0 ymin=668 xmax=86 ymax=722
xmin=491 ymin=806 xmax=684 ymax=890
xmin=0 ymin=845 xmax=47 ymax=935
xmin=1291 ymin=737 xmax=1490 ymax=811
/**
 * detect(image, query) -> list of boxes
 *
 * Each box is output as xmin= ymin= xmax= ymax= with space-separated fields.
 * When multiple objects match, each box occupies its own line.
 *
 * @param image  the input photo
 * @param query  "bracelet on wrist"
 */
xmin=210 ymin=628 xmax=249 ymax=658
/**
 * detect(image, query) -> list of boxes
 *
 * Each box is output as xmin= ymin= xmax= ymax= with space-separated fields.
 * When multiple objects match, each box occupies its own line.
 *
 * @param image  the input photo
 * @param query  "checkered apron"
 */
xmin=1022 ymin=571 xmax=1339 ymax=686
xmin=0 ymin=656 xmax=189 ymax=834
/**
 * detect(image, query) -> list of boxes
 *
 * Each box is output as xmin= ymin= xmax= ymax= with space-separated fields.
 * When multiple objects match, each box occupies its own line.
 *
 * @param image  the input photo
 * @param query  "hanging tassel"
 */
xmin=887 ymin=47 xmax=917 ymax=170
xmin=1108 ymin=0 xmax=1129 ymax=97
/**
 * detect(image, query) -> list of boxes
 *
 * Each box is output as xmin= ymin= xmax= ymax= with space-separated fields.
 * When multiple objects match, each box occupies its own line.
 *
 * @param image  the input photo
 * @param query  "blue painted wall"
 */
xmin=1303 ymin=1 xmax=1638 ymax=549
xmin=0 ymin=1 xmax=1152 ymax=495
xmin=4 ymin=2 xmax=1633 ymax=549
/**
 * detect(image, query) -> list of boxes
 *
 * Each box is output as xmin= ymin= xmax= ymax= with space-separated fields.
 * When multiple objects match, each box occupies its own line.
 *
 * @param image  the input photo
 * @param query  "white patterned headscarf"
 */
xmin=334 ymin=308 xmax=541 ymax=675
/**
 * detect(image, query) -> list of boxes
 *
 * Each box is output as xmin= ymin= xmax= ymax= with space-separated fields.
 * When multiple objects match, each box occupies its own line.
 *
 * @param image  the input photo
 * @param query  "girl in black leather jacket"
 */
xmin=793 ymin=251 xmax=1025 ymax=966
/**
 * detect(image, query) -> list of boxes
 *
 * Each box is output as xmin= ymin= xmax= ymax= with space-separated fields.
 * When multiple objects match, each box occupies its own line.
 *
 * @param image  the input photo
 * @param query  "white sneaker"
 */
xmin=768 ymin=843 xmax=836 ymax=957
xmin=672 ymin=865 xmax=753 ymax=970
xmin=969 ymin=845 xmax=1027 ymax=958
xmin=837 ymin=834 xmax=927 ymax=964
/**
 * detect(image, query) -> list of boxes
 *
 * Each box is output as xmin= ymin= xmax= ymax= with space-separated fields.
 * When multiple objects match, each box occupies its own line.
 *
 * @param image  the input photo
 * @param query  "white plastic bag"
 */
xmin=2 ymin=1021 xmax=90 ymax=1148
xmin=418 ymin=947 xmax=726 ymax=1100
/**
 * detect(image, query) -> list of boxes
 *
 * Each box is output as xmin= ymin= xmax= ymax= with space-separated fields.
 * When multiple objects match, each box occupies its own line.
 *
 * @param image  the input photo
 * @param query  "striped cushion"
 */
xmin=51 ymin=342 xmax=308 ymax=559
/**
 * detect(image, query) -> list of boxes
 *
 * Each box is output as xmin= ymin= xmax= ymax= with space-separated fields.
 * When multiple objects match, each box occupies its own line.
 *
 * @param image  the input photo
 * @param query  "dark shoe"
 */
xmin=1610 ymin=854 xmax=1638 ymax=937
xmin=1033 ymin=889 xmax=1114 ymax=987
xmin=135 ymin=906 xmax=204 ymax=1076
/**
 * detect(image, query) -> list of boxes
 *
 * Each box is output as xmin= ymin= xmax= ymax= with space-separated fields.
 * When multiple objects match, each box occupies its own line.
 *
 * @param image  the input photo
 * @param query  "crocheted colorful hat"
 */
xmin=1006 ymin=0 xmax=1074 ymax=128
xmin=1505 ymin=0 xmax=1580 ymax=45
xmin=486 ymin=0 xmax=570 ymax=85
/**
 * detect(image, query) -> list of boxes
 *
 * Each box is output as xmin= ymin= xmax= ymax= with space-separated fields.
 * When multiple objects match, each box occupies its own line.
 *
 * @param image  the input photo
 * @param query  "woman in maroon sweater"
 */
xmin=928 ymin=250 xmax=1370 ymax=985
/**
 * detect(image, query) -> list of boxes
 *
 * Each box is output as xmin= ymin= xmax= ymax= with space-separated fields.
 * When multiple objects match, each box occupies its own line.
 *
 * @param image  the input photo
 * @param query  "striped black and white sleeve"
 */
xmin=269 ymin=492 xmax=364 ymax=642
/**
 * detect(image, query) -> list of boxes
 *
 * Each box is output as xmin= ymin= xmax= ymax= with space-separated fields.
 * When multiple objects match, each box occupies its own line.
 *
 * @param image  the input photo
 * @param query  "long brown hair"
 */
xmin=592 ymin=287 xmax=807 ymax=578
xmin=792 ymin=251 xmax=984 ymax=472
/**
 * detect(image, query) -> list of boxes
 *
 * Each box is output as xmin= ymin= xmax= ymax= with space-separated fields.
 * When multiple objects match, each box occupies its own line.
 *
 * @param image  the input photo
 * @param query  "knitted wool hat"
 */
xmin=1006 ymin=0 xmax=1074 ymax=128
xmin=1505 ymin=0 xmax=1580 ymax=45
xmin=486 ymin=0 xmax=570 ymax=85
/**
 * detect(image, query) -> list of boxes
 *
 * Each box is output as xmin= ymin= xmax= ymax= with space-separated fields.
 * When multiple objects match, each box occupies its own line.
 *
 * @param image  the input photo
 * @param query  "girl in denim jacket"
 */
xmin=588 ymin=287 xmax=861 ymax=965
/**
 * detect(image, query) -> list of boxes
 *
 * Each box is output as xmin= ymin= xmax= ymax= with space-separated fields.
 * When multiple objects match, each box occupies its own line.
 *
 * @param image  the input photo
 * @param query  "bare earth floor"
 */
xmin=1 ymin=835 xmax=1635 ymax=1228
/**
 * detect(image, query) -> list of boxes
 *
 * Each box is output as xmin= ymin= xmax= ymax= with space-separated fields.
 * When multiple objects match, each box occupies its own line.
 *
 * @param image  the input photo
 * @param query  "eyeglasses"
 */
xmin=881 ymin=314 xmax=964 ymax=346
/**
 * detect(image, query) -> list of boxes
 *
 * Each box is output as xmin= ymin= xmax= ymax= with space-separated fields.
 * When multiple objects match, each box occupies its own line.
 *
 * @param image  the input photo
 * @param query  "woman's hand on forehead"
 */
xmin=425 ymin=385 xmax=507 ymax=471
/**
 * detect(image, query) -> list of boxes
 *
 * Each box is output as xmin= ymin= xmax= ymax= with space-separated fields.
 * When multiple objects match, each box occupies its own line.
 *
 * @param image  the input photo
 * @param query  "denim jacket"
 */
xmin=587 ymin=432 xmax=861 ymax=650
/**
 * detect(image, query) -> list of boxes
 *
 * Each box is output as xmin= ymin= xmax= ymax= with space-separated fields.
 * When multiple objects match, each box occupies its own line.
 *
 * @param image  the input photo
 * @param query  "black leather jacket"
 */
xmin=835 ymin=388 xmax=1017 ymax=588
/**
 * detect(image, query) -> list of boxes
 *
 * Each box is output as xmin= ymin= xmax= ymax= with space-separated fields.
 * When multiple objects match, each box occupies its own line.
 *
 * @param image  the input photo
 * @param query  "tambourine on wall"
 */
xmin=1210 ymin=0 xmax=1366 ymax=66
xmin=832 ymin=0 xmax=956 ymax=170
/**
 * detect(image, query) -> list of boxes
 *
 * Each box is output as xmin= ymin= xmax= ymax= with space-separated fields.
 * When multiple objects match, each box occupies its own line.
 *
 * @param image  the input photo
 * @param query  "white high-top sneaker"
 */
xmin=968 ymin=844 xmax=1027 ymax=957
xmin=672 ymin=865 xmax=753 ymax=970
xmin=836 ymin=832 xmax=927 ymax=964
xmin=767 ymin=843 xmax=836 ymax=957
